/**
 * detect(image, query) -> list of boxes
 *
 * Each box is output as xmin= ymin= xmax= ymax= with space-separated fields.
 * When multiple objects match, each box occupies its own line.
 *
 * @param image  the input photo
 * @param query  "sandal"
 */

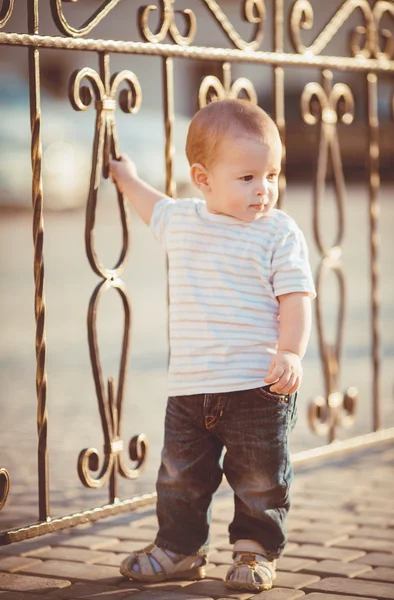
xmin=225 ymin=539 xmax=276 ymax=592
xmin=120 ymin=543 xmax=207 ymax=583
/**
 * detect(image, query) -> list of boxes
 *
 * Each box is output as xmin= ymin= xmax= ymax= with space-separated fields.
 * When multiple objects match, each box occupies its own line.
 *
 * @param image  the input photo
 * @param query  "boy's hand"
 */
xmin=264 ymin=350 xmax=302 ymax=394
xmin=109 ymin=154 xmax=138 ymax=194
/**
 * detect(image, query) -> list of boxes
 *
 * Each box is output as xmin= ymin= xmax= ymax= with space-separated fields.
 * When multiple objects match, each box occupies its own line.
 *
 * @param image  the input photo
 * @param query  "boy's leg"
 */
xmin=219 ymin=386 xmax=298 ymax=560
xmin=155 ymin=395 xmax=224 ymax=556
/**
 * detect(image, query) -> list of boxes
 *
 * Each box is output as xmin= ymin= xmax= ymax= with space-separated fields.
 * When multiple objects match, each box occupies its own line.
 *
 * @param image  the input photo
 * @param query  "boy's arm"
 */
xmin=109 ymin=155 xmax=168 ymax=225
xmin=264 ymin=292 xmax=312 ymax=394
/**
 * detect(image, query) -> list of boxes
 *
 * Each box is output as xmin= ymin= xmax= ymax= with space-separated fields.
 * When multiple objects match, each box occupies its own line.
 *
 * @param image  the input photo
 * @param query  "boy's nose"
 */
xmin=255 ymin=181 xmax=268 ymax=196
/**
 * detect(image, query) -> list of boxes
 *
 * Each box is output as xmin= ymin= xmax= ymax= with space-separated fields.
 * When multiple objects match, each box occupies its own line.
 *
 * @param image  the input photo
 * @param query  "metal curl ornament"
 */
xmin=0 ymin=468 xmax=10 ymax=511
xmin=69 ymin=53 xmax=142 ymax=280
xmin=290 ymin=0 xmax=394 ymax=59
xmin=51 ymin=0 xmax=121 ymax=38
xmin=301 ymin=73 xmax=354 ymax=255
xmin=0 ymin=0 xmax=14 ymax=28
xmin=69 ymin=54 xmax=147 ymax=499
xmin=202 ymin=0 xmax=265 ymax=50
xmin=302 ymin=71 xmax=358 ymax=442
xmin=78 ymin=278 xmax=148 ymax=497
xmin=199 ymin=62 xmax=257 ymax=107
xmin=138 ymin=0 xmax=196 ymax=46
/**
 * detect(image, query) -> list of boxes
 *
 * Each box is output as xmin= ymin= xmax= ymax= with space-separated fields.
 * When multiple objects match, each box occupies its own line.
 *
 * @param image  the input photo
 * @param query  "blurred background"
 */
xmin=0 ymin=1 xmax=393 ymax=531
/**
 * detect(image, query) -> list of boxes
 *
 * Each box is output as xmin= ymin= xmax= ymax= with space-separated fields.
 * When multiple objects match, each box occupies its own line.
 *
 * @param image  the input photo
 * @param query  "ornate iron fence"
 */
xmin=0 ymin=0 xmax=393 ymax=545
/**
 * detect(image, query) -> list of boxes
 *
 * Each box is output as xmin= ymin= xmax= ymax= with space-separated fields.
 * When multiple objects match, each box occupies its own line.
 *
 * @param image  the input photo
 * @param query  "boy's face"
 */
xmin=203 ymin=134 xmax=282 ymax=222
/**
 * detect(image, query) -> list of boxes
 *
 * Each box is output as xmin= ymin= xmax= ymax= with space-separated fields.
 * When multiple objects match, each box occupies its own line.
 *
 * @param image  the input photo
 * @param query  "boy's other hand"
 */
xmin=264 ymin=351 xmax=302 ymax=394
xmin=109 ymin=154 xmax=138 ymax=193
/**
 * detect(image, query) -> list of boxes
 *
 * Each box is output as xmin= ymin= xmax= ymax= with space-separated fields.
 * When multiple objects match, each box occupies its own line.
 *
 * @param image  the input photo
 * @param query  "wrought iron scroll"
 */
xmin=0 ymin=469 xmax=10 ymax=511
xmin=69 ymin=53 xmax=147 ymax=502
xmin=139 ymin=0 xmax=197 ymax=45
xmin=202 ymin=0 xmax=265 ymax=50
xmin=51 ymin=0 xmax=122 ymax=38
xmin=0 ymin=0 xmax=13 ymax=28
xmin=199 ymin=61 xmax=257 ymax=106
xmin=290 ymin=0 xmax=394 ymax=59
xmin=302 ymin=70 xmax=358 ymax=442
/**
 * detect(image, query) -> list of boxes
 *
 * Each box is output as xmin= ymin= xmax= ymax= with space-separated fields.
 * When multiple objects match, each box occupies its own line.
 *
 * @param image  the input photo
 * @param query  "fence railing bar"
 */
xmin=1 ymin=32 xmax=394 ymax=73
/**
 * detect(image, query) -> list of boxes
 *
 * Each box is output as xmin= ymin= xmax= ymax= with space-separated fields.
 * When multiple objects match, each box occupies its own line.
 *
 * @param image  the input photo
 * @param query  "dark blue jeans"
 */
xmin=155 ymin=386 xmax=298 ymax=560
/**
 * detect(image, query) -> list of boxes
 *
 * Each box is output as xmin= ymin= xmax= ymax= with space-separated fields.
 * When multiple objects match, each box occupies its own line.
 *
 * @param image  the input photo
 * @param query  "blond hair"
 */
xmin=185 ymin=99 xmax=279 ymax=167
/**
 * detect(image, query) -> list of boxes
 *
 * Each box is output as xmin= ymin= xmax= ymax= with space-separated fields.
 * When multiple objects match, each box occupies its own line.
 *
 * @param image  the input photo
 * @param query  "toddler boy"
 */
xmin=110 ymin=99 xmax=315 ymax=592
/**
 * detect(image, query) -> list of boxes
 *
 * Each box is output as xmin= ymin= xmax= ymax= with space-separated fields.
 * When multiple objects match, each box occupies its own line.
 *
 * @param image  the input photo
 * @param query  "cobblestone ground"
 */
xmin=0 ymin=443 xmax=393 ymax=599
xmin=1 ymin=186 xmax=394 ymax=533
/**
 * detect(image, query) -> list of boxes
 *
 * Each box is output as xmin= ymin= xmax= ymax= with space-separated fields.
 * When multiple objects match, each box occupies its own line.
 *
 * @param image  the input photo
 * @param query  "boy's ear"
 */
xmin=190 ymin=163 xmax=211 ymax=192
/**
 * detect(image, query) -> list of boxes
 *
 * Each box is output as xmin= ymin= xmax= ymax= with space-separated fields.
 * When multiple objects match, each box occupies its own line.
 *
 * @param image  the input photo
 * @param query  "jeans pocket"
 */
xmin=255 ymin=385 xmax=291 ymax=404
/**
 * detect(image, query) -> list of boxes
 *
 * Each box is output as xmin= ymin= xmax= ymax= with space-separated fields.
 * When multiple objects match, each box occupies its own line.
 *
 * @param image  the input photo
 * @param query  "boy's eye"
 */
xmin=241 ymin=175 xmax=253 ymax=181
xmin=268 ymin=173 xmax=278 ymax=182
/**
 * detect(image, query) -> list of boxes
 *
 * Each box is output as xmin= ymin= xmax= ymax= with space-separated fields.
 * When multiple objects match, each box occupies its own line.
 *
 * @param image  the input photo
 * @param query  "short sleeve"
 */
xmin=149 ymin=197 xmax=177 ymax=248
xmin=271 ymin=230 xmax=316 ymax=299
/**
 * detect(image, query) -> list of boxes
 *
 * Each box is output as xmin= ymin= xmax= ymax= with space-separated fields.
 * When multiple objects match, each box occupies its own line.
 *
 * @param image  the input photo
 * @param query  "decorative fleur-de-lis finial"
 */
xmin=69 ymin=54 xmax=147 ymax=500
xmin=198 ymin=62 xmax=258 ymax=107
xmin=301 ymin=70 xmax=358 ymax=442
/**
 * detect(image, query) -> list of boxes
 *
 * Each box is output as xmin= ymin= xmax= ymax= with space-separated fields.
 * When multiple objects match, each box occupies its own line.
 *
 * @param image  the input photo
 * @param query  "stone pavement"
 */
xmin=0 ymin=442 xmax=393 ymax=600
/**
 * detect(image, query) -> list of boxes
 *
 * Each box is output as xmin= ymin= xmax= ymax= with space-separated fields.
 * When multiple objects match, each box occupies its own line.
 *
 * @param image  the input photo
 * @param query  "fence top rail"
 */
xmin=1 ymin=32 xmax=394 ymax=74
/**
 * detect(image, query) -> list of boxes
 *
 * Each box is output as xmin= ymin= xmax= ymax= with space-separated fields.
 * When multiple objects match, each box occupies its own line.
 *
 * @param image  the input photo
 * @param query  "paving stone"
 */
xmin=274 ymin=571 xmax=320 ymax=589
xmin=276 ymin=556 xmax=317 ymax=572
xmin=183 ymin=578 xmax=253 ymax=599
xmin=104 ymin=541 xmax=148 ymax=554
xmin=209 ymin=552 xmax=233 ymax=566
xmin=130 ymin=516 xmax=158 ymax=529
xmin=286 ymin=544 xmax=365 ymax=562
xmin=0 ymin=555 xmax=42 ymax=573
xmin=29 ymin=546 xmax=114 ymax=564
xmin=357 ymin=568 xmax=394 ymax=584
xmin=289 ymin=523 xmax=358 ymax=535
xmin=58 ymin=535 xmax=120 ymax=550
xmin=333 ymin=538 xmax=394 ymax=553
xmin=129 ymin=591 xmax=214 ymax=600
xmin=252 ymin=589 xmax=305 ymax=600
xmin=301 ymin=559 xmax=372 ymax=578
xmin=0 ymin=571 xmax=71 ymax=592
xmin=0 ymin=537 xmax=53 ymax=556
xmin=19 ymin=559 xmax=123 ymax=584
xmin=287 ymin=531 xmax=348 ymax=546
xmin=287 ymin=510 xmax=350 ymax=524
xmin=302 ymin=594 xmax=376 ymax=600
xmin=51 ymin=581 xmax=140 ymax=598
xmin=354 ymin=554 xmax=394 ymax=568
xmin=93 ymin=552 xmax=130 ymax=567
xmin=95 ymin=527 xmax=155 ymax=542
xmin=304 ymin=576 xmax=394 ymax=599
xmin=353 ymin=528 xmax=394 ymax=540
xmin=0 ymin=593 xmax=50 ymax=599
xmin=204 ymin=565 xmax=229 ymax=580
xmin=119 ymin=580 xmax=197 ymax=591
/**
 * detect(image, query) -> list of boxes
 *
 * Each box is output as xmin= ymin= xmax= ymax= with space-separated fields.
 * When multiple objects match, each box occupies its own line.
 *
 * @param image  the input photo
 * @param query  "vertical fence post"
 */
xmin=27 ymin=0 xmax=50 ymax=522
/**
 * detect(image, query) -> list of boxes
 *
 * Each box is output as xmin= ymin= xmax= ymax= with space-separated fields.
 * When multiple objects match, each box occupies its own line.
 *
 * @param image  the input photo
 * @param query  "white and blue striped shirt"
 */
xmin=150 ymin=197 xmax=316 ymax=396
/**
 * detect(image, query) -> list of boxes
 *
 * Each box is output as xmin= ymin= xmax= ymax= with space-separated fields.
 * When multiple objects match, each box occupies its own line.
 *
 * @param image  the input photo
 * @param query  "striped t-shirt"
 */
xmin=150 ymin=197 xmax=316 ymax=396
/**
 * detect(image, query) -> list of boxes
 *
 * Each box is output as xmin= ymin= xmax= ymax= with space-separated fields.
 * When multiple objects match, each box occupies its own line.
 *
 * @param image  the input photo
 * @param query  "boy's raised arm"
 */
xmin=109 ymin=155 xmax=167 ymax=226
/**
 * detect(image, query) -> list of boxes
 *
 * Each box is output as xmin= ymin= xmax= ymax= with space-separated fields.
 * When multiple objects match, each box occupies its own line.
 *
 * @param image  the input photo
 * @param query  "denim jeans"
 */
xmin=154 ymin=386 xmax=298 ymax=560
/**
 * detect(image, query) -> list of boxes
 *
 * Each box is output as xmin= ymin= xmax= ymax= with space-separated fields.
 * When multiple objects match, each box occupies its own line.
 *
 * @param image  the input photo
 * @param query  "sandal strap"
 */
xmin=151 ymin=545 xmax=178 ymax=572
